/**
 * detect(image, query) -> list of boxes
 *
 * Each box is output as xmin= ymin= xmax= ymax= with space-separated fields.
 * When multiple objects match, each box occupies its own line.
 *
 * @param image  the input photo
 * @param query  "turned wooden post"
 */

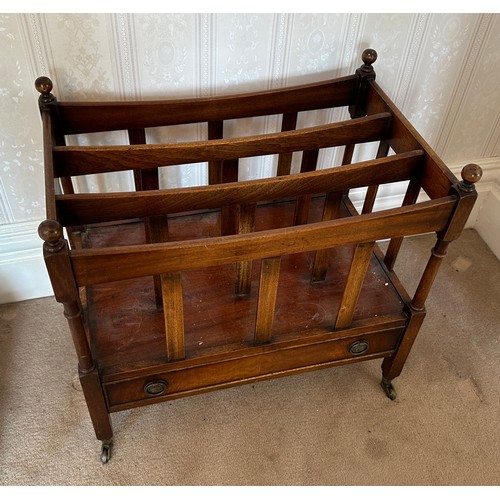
xmin=349 ymin=48 xmax=377 ymax=119
xmin=381 ymin=164 xmax=482 ymax=389
xmin=412 ymin=164 xmax=483 ymax=310
xmin=38 ymin=219 xmax=113 ymax=443
xmin=38 ymin=219 xmax=93 ymax=372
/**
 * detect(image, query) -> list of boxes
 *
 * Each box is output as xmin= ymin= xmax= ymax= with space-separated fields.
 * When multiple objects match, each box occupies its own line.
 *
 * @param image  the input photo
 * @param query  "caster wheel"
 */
xmin=381 ymin=377 xmax=397 ymax=401
xmin=101 ymin=440 xmax=112 ymax=464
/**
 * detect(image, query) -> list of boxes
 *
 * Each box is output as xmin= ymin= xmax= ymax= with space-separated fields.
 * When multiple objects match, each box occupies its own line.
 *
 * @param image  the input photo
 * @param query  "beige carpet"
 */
xmin=1 ymin=229 xmax=499 ymax=486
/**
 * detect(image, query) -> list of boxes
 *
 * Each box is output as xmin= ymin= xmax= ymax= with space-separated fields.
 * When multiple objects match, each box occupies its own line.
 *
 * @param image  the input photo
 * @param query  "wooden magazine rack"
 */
xmin=36 ymin=49 xmax=481 ymax=462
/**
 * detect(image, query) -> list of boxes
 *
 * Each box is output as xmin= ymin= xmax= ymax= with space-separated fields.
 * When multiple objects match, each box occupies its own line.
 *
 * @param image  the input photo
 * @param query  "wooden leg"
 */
xmin=381 ymin=306 xmax=426 ymax=383
xmin=78 ymin=367 xmax=113 ymax=451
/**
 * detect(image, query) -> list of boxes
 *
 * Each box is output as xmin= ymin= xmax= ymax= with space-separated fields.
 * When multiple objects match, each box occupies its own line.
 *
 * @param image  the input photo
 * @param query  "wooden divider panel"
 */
xmin=52 ymin=113 xmax=392 ymax=177
xmin=56 ymin=76 xmax=357 ymax=134
xmin=70 ymin=197 xmax=457 ymax=287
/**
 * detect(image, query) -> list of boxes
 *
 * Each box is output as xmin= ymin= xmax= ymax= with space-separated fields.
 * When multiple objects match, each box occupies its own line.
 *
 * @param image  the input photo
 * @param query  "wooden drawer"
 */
xmin=104 ymin=327 xmax=404 ymax=411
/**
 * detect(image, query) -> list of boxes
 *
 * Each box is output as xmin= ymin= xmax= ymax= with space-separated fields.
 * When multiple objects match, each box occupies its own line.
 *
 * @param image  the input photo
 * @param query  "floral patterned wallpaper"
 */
xmin=0 ymin=13 xmax=499 ymax=226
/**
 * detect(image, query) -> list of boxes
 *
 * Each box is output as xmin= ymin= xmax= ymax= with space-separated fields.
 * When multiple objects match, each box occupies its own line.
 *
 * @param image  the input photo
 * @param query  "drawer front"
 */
xmin=104 ymin=328 xmax=403 ymax=410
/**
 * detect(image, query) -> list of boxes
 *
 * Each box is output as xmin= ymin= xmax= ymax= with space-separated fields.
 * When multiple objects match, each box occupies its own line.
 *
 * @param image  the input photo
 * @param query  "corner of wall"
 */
xmin=472 ymin=166 xmax=500 ymax=260
xmin=0 ymin=221 xmax=53 ymax=305
xmin=447 ymin=157 xmax=500 ymax=260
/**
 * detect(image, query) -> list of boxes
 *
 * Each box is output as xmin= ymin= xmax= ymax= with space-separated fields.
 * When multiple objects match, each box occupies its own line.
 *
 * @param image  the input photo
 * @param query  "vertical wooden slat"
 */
xmin=129 ymin=128 xmax=167 ymax=307
xmin=310 ymin=142 xmax=358 ymax=280
xmin=254 ymin=256 xmax=281 ymax=345
xmin=342 ymin=143 xmax=355 ymax=165
xmin=384 ymin=177 xmax=421 ymax=271
xmin=208 ymin=120 xmax=223 ymax=184
xmin=59 ymin=176 xmax=85 ymax=250
xmin=335 ymin=241 xmax=375 ymax=329
xmin=146 ymin=215 xmax=169 ymax=308
xmin=60 ymin=176 xmax=75 ymax=194
xmin=161 ymin=272 xmax=185 ymax=361
xmin=236 ymin=203 xmax=257 ymax=295
xmin=221 ymin=158 xmax=240 ymax=236
xmin=362 ymin=141 xmax=390 ymax=214
xmin=128 ymin=128 xmax=147 ymax=191
xmin=294 ymin=149 xmax=319 ymax=225
xmin=311 ymin=191 xmax=343 ymax=282
xmin=276 ymin=112 xmax=298 ymax=176
xmin=222 ymin=157 xmax=239 ymax=183
xmin=129 ymin=128 xmax=158 ymax=195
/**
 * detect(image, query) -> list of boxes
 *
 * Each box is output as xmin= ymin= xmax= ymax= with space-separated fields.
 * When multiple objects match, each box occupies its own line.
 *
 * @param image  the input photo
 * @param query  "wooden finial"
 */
xmin=361 ymin=48 xmax=377 ymax=68
xmin=38 ymin=219 xmax=65 ymax=252
xmin=459 ymin=163 xmax=482 ymax=192
xmin=35 ymin=76 xmax=56 ymax=106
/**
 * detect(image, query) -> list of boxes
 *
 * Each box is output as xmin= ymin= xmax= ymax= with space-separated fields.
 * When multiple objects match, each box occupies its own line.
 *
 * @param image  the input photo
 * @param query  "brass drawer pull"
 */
xmin=349 ymin=340 xmax=369 ymax=355
xmin=144 ymin=380 xmax=168 ymax=396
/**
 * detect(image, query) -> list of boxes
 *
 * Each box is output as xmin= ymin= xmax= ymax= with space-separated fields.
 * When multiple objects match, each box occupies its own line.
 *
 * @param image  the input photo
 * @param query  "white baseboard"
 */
xmin=0 ymin=221 xmax=53 ymax=305
xmin=1 ymin=156 xmax=498 ymax=304
xmin=474 ymin=180 xmax=500 ymax=260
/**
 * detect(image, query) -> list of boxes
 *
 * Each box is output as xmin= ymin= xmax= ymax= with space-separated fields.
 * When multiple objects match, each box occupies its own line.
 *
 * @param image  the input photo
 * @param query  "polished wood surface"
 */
xmin=36 ymin=48 xmax=482 ymax=460
xmin=84 ymin=200 xmax=406 ymax=378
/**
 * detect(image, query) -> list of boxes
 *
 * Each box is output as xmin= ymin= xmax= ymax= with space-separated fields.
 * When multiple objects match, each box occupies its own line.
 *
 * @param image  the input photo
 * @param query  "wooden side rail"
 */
xmin=69 ymin=196 xmax=456 ymax=287
xmin=55 ymin=150 xmax=424 ymax=226
xmin=52 ymin=113 xmax=392 ymax=177
xmin=55 ymin=76 xmax=357 ymax=135
xmin=365 ymin=81 xmax=455 ymax=200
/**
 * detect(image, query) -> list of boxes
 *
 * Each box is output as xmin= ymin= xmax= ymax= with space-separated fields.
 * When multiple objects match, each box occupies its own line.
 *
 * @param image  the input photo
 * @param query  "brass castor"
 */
xmin=101 ymin=439 xmax=113 ymax=464
xmin=381 ymin=377 xmax=397 ymax=401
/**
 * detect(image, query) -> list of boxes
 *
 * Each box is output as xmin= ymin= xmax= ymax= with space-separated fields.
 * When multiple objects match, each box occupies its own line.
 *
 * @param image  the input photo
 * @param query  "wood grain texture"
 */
xmin=254 ymin=256 xmax=281 ymax=345
xmin=53 ymin=113 xmax=392 ymax=177
xmin=56 ymin=150 xmax=424 ymax=226
xmin=161 ymin=272 xmax=186 ymax=361
xmin=335 ymin=241 xmax=376 ymax=329
xmin=56 ymin=76 xmax=357 ymax=134
xmin=70 ymin=197 xmax=456 ymax=286
xmin=36 ymin=56 xmax=481 ymax=450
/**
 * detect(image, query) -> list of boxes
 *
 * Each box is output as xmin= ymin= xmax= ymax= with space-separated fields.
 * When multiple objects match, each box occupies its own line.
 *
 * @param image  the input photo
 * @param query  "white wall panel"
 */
xmin=0 ymin=14 xmax=45 ymax=223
